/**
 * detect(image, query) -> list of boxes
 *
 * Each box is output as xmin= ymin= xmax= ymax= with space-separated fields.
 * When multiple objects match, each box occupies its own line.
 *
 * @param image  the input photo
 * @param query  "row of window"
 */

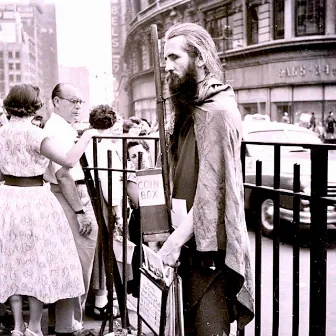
xmin=9 ymin=74 xmax=21 ymax=82
xmin=7 ymin=51 xmax=21 ymax=59
xmin=129 ymin=0 xmax=329 ymax=74
xmin=0 ymin=51 xmax=21 ymax=59
xmin=206 ymin=0 xmax=327 ymax=53
xmin=9 ymin=63 xmax=21 ymax=70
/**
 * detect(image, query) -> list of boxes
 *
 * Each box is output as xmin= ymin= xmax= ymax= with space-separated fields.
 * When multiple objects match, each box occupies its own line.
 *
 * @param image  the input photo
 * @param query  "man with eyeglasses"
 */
xmin=43 ymin=83 xmax=98 ymax=336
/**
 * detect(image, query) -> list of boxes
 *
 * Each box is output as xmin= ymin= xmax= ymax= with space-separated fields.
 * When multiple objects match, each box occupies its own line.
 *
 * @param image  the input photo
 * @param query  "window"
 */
xmin=274 ymin=0 xmax=285 ymax=40
xmin=148 ymin=35 xmax=153 ymax=67
xmin=133 ymin=0 xmax=140 ymax=13
xmin=9 ymin=74 xmax=14 ymax=81
xmin=247 ymin=6 xmax=258 ymax=45
xmin=15 ymin=51 xmax=20 ymax=58
xmin=0 ymin=51 xmax=3 ymax=58
xmin=295 ymin=0 xmax=325 ymax=36
xmin=205 ymin=4 xmax=235 ymax=52
xmin=16 ymin=74 xmax=21 ymax=82
xmin=8 ymin=51 xmax=13 ymax=58
xmin=136 ymin=42 xmax=143 ymax=72
xmin=16 ymin=63 xmax=21 ymax=70
xmin=9 ymin=63 xmax=14 ymax=70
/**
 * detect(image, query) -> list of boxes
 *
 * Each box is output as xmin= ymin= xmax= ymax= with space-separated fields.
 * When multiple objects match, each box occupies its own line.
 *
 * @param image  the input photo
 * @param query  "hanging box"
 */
xmin=136 ymin=168 xmax=170 ymax=242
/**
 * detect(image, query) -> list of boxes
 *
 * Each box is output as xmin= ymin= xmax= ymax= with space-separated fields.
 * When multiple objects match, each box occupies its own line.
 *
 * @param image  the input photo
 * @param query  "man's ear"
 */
xmin=53 ymin=96 xmax=60 ymax=108
xmin=195 ymin=54 xmax=205 ymax=68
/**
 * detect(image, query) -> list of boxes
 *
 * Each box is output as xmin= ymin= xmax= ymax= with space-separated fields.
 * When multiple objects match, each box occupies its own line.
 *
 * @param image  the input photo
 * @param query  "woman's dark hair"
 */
xmin=3 ymin=84 xmax=43 ymax=117
xmin=127 ymin=139 xmax=150 ymax=159
xmin=129 ymin=116 xmax=142 ymax=125
xmin=89 ymin=104 xmax=117 ymax=130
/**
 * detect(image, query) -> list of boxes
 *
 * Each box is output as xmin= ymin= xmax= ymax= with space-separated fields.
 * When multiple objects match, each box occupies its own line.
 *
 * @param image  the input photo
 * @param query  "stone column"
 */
xmin=325 ymin=0 xmax=336 ymax=35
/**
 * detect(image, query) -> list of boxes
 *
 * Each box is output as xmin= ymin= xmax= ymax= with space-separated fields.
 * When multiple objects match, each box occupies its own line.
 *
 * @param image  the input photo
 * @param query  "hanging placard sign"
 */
xmin=136 ymin=168 xmax=166 ymax=207
xmin=138 ymin=269 xmax=168 ymax=336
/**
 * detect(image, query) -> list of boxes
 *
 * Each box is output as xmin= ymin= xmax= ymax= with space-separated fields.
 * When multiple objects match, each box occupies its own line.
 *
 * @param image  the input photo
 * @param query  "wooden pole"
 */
xmin=150 ymin=24 xmax=184 ymax=336
xmin=150 ymin=24 xmax=172 ymax=219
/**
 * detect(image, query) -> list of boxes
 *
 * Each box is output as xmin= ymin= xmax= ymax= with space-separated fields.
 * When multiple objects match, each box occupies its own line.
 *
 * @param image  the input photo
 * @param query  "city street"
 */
xmin=241 ymin=228 xmax=336 ymax=336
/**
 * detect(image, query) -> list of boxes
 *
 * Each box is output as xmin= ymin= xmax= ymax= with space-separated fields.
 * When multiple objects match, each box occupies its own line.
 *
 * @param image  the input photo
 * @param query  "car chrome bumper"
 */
xmin=280 ymin=207 xmax=336 ymax=225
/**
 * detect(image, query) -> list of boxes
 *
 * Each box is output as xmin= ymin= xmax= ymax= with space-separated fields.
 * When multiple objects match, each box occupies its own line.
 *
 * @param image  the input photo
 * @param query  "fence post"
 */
xmin=309 ymin=145 xmax=328 ymax=336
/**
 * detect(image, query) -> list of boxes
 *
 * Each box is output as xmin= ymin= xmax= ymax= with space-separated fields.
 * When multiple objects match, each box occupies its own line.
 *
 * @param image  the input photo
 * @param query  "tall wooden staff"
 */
xmin=150 ymin=24 xmax=184 ymax=336
xmin=150 ymin=24 xmax=172 ymax=218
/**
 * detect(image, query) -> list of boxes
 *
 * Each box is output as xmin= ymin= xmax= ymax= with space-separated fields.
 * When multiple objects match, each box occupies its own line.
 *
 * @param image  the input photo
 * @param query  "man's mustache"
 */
xmin=166 ymin=71 xmax=179 ymax=82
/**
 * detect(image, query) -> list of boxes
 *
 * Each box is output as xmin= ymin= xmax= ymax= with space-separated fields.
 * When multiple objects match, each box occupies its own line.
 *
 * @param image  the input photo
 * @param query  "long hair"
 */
xmin=165 ymin=22 xmax=223 ymax=81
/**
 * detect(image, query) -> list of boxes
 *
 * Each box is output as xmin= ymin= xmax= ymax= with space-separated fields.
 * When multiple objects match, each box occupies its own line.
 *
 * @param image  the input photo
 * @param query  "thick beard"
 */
xmin=168 ymin=60 xmax=198 ymax=161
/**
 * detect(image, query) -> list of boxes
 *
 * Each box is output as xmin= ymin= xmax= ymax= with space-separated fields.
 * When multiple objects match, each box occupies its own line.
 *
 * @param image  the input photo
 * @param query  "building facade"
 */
xmin=0 ymin=1 xmax=58 ymax=102
xmin=117 ymin=0 xmax=336 ymax=127
xmin=110 ymin=0 xmax=129 ymax=117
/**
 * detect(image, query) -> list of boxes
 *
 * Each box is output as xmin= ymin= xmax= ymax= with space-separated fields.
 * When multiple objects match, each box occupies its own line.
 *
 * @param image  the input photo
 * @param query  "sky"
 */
xmin=51 ymin=0 xmax=112 ymax=70
xmin=47 ymin=0 xmax=114 ymax=104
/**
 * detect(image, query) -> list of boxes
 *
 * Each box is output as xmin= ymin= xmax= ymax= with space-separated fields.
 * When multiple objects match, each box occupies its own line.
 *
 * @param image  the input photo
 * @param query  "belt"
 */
xmin=75 ymin=179 xmax=86 ymax=185
xmin=4 ymin=175 xmax=44 ymax=187
xmin=181 ymin=247 xmax=226 ymax=271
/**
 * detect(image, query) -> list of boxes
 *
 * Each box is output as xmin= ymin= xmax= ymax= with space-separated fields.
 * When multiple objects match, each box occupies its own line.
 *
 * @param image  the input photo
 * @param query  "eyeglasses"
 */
xmin=58 ymin=97 xmax=85 ymax=105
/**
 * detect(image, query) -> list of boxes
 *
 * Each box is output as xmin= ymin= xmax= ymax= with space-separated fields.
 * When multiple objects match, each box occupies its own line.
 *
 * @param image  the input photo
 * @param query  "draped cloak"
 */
xmin=170 ymin=76 xmax=255 ymax=329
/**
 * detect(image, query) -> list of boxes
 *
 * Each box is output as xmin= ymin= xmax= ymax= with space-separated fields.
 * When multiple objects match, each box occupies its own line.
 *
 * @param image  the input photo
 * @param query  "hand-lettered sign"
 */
xmin=135 ymin=168 xmax=170 ymax=242
xmin=136 ymin=168 xmax=165 ymax=207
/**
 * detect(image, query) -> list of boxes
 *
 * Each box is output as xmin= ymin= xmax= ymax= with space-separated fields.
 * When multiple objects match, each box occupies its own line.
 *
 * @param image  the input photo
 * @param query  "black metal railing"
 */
xmin=83 ymin=136 xmax=335 ymax=336
xmin=81 ymin=135 xmax=160 ymax=336
xmin=241 ymin=140 xmax=336 ymax=336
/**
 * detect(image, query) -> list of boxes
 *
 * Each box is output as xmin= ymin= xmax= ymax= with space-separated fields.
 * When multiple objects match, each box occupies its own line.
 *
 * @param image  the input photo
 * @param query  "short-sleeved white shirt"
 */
xmin=43 ymin=113 xmax=85 ymax=184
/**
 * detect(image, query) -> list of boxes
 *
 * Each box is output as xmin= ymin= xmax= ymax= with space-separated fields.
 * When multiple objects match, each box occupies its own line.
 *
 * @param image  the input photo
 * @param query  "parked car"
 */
xmin=243 ymin=121 xmax=336 ymax=236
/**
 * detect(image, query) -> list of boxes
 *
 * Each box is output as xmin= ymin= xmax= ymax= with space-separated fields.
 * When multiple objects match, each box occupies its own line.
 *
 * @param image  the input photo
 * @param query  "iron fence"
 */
xmin=241 ymin=140 xmax=336 ymax=336
xmin=82 ymin=136 xmax=336 ymax=336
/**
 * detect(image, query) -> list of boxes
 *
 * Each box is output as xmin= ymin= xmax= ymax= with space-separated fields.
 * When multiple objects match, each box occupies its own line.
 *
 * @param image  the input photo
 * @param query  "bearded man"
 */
xmin=158 ymin=23 xmax=254 ymax=335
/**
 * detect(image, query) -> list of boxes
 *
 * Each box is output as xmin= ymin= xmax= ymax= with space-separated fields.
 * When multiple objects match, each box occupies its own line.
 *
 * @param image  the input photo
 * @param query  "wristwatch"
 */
xmin=75 ymin=208 xmax=86 ymax=215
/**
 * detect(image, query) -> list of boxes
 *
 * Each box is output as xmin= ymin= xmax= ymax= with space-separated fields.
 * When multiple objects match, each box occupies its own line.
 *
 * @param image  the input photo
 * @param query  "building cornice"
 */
xmin=223 ymin=36 xmax=336 ymax=66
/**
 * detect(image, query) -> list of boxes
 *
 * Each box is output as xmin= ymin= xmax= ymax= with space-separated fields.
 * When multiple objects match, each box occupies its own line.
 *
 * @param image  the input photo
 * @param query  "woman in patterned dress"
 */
xmin=0 ymin=84 xmax=97 ymax=336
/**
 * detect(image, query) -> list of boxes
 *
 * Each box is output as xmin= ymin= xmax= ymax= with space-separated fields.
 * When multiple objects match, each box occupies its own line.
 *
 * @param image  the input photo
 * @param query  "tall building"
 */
xmin=110 ymin=0 xmax=128 ymax=117
xmin=0 ymin=1 xmax=58 ymax=101
xmin=0 ymin=3 xmax=30 ymax=97
xmin=114 ymin=0 xmax=336 ymax=126
xmin=39 ymin=3 xmax=59 ymax=99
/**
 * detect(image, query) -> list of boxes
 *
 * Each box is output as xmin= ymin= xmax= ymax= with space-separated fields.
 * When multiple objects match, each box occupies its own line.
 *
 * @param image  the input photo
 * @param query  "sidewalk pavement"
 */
xmin=0 ymin=295 xmax=154 ymax=336
xmin=83 ymin=295 xmax=154 ymax=336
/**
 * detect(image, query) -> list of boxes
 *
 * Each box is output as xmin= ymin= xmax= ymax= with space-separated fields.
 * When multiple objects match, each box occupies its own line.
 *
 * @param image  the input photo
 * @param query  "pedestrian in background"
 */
xmin=309 ymin=112 xmax=316 ymax=131
xmin=44 ymin=83 xmax=98 ymax=336
xmin=139 ymin=118 xmax=151 ymax=136
xmin=282 ymin=112 xmax=289 ymax=123
xmin=85 ymin=105 xmax=141 ymax=318
xmin=157 ymin=23 xmax=254 ymax=335
xmin=325 ymin=111 xmax=336 ymax=139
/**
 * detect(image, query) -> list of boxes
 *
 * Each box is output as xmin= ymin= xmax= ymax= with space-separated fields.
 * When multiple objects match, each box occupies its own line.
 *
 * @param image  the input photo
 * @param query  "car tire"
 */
xmin=260 ymin=198 xmax=274 ymax=237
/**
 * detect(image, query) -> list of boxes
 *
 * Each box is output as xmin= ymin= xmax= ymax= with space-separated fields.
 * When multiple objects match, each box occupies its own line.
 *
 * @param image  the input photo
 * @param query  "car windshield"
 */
xmin=246 ymin=129 xmax=322 ymax=157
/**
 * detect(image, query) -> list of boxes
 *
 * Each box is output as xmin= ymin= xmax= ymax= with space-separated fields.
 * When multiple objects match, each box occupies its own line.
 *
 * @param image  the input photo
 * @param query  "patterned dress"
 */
xmin=0 ymin=116 xmax=85 ymax=304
